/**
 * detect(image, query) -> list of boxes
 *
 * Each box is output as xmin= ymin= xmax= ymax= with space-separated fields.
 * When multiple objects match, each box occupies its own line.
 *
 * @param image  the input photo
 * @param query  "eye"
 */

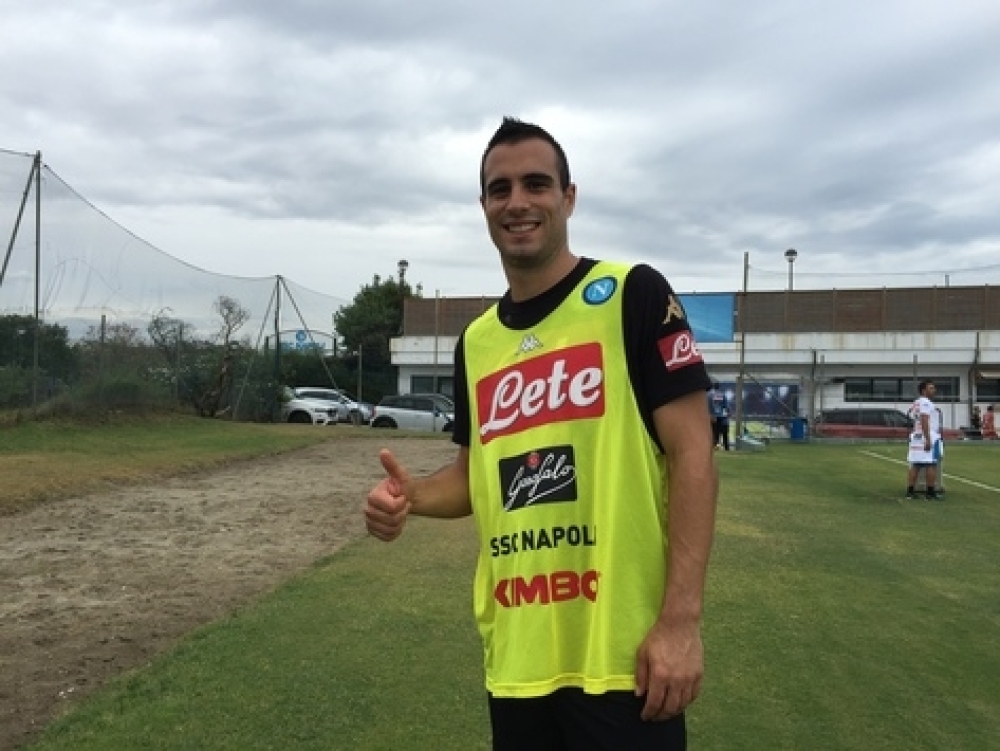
xmin=487 ymin=182 xmax=510 ymax=198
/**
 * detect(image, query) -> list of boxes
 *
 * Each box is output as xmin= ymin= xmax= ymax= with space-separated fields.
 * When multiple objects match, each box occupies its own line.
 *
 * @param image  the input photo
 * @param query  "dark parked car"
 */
xmin=812 ymin=407 xmax=962 ymax=440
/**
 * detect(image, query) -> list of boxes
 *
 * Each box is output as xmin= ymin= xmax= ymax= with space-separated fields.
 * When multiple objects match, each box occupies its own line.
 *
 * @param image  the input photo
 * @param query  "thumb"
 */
xmin=379 ymin=449 xmax=410 ymax=487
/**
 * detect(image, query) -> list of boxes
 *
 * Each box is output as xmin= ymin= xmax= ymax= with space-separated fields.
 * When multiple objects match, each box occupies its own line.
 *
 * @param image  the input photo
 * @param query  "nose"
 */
xmin=507 ymin=183 xmax=530 ymax=211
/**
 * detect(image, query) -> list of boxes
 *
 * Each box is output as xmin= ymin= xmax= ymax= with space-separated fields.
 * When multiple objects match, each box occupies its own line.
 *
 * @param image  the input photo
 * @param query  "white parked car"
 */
xmin=292 ymin=387 xmax=373 ymax=425
xmin=279 ymin=387 xmax=338 ymax=425
xmin=370 ymin=394 xmax=454 ymax=432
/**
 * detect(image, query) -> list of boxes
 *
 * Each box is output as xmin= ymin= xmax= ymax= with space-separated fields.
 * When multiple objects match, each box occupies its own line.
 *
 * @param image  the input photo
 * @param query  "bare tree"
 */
xmin=194 ymin=296 xmax=251 ymax=418
xmin=148 ymin=311 xmax=195 ymax=363
xmin=83 ymin=321 xmax=145 ymax=347
xmin=145 ymin=298 xmax=252 ymax=418
xmin=214 ymin=295 xmax=250 ymax=347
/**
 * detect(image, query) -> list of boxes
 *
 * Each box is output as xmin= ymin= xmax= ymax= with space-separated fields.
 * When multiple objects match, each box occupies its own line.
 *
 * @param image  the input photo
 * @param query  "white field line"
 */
xmin=859 ymin=450 xmax=1000 ymax=493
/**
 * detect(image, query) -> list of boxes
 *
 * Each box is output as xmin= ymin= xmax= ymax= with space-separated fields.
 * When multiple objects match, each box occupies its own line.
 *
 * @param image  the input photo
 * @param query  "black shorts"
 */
xmin=488 ymin=688 xmax=686 ymax=750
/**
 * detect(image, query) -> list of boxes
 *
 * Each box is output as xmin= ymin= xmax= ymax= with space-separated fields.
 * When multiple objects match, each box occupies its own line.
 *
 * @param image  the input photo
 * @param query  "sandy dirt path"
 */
xmin=0 ymin=432 xmax=456 ymax=750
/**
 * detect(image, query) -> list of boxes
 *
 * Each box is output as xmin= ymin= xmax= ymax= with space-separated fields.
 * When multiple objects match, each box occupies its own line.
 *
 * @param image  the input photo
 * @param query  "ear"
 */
xmin=563 ymin=182 xmax=577 ymax=218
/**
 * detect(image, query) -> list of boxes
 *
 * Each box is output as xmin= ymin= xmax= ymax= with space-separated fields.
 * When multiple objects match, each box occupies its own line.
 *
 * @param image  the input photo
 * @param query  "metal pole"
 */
xmin=734 ymin=251 xmax=749 ymax=444
xmin=819 ymin=355 xmax=826 ymax=414
xmin=434 ymin=290 xmax=440 ymax=393
xmin=175 ymin=325 xmax=182 ymax=404
xmin=99 ymin=313 xmax=107 ymax=407
xmin=0 ymin=154 xmax=38 ymax=288
xmin=432 ymin=290 xmax=442 ymax=430
xmin=357 ymin=343 xmax=362 ymax=402
xmin=274 ymin=276 xmax=282 ymax=384
xmin=32 ymin=152 xmax=41 ymax=407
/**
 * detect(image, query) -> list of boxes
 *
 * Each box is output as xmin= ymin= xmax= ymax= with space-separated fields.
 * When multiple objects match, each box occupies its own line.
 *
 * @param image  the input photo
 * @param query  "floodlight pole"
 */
xmin=432 ymin=289 xmax=440 ymax=430
xmin=784 ymin=248 xmax=798 ymax=291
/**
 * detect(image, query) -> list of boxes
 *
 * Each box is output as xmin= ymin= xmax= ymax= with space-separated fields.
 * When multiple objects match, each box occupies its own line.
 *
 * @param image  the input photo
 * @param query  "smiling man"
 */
xmin=480 ymin=135 xmax=575 ymax=278
xmin=364 ymin=117 xmax=718 ymax=750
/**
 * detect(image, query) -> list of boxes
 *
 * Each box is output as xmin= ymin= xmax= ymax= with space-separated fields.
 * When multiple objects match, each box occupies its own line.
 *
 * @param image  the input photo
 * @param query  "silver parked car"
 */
xmin=279 ymin=388 xmax=338 ymax=425
xmin=292 ymin=387 xmax=373 ymax=425
xmin=370 ymin=394 xmax=454 ymax=432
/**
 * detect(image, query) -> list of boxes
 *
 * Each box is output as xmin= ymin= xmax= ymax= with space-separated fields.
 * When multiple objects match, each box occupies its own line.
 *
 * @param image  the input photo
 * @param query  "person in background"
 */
xmin=364 ymin=117 xmax=718 ymax=750
xmin=707 ymin=381 xmax=730 ymax=451
xmin=983 ymin=404 xmax=997 ymax=439
xmin=906 ymin=380 xmax=942 ymax=500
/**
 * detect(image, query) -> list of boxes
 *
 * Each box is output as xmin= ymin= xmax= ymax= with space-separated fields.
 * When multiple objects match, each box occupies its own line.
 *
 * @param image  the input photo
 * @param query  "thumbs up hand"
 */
xmin=364 ymin=449 xmax=412 ymax=541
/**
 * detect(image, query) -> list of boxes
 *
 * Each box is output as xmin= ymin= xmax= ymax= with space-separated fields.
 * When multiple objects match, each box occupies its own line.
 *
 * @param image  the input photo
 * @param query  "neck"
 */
xmin=504 ymin=250 xmax=578 ymax=303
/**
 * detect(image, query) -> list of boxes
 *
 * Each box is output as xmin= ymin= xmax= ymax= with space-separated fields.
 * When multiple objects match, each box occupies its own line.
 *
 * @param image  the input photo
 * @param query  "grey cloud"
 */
xmin=2 ymin=0 xmax=999 ymax=300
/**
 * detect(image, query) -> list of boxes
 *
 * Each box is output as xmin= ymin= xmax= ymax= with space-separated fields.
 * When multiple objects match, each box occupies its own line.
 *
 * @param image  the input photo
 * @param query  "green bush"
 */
xmin=32 ymin=376 xmax=178 ymax=419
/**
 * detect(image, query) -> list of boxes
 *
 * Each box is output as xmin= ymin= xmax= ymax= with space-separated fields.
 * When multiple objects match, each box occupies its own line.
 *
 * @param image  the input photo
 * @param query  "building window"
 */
xmin=410 ymin=375 xmax=454 ymax=398
xmin=977 ymin=378 xmax=1000 ymax=400
xmin=411 ymin=376 xmax=434 ymax=393
xmin=844 ymin=377 xmax=959 ymax=403
xmin=931 ymin=378 xmax=959 ymax=403
xmin=871 ymin=378 xmax=899 ymax=400
xmin=844 ymin=379 xmax=872 ymax=402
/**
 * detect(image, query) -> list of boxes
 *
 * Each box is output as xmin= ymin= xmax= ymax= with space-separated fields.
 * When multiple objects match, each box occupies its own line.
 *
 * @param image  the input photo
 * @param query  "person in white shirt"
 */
xmin=906 ymin=380 xmax=942 ymax=500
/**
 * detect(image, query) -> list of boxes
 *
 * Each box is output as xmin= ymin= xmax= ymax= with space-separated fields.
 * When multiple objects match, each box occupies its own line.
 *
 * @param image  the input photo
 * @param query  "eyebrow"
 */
xmin=522 ymin=172 xmax=556 ymax=185
xmin=485 ymin=172 xmax=556 ymax=193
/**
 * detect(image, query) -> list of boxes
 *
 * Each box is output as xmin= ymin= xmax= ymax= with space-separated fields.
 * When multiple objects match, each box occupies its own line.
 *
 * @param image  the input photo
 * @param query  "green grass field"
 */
xmin=0 ymin=415 xmax=337 ymax=514
xmin=25 ymin=439 xmax=1000 ymax=750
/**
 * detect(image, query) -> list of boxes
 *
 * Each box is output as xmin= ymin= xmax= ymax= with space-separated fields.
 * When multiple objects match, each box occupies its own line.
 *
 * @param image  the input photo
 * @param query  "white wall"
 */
xmin=391 ymin=330 xmax=1000 ymax=427
xmin=391 ymin=335 xmax=458 ymax=394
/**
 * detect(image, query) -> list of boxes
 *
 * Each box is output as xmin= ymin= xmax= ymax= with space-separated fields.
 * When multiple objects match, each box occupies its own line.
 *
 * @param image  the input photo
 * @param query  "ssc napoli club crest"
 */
xmin=582 ymin=277 xmax=617 ymax=305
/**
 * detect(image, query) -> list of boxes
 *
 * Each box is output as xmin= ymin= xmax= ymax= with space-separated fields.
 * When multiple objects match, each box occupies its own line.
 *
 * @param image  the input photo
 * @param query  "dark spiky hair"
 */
xmin=479 ymin=117 xmax=571 ymax=193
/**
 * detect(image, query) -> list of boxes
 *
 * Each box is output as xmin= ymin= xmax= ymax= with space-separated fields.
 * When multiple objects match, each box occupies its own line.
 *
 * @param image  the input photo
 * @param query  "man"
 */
xmin=983 ymin=405 xmax=997 ymax=439
xmin=970 ymin=405 xmax=982 ymax=432
xmin=707 ymin=381 xmax=730 ymax=451
xmin=906 ymin=380 xmax=943 ymax=500
xmin=364 ymin=118 xmax=717 ymax=750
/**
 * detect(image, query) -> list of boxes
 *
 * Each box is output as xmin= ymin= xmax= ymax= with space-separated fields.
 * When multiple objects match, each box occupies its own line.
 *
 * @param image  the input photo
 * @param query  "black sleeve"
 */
xmin=451 ymin=332 xmax=471 ymax=447
xmin=623 ymin=264 xmax=711 ymax=449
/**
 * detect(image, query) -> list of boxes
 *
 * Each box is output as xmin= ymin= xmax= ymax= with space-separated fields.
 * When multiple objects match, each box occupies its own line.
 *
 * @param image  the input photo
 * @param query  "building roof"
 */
xmin=402 ymin=285 xmax=1000 ymax=337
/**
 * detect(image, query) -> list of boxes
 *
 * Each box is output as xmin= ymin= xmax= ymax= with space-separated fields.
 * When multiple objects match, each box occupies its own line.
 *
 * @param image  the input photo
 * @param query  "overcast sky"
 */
xmin=2 ymin=0 xmax=999 ymax=301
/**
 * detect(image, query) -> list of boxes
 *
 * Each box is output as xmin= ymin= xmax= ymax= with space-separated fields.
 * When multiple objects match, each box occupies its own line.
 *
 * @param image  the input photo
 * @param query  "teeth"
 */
xmin=508 ymin=223 xmax=537 ymax=232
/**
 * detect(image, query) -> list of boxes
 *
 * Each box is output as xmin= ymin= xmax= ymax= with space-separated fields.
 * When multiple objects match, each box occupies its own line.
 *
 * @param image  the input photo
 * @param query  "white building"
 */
xmin=391 ymin=285 xmax=1000 ymax=432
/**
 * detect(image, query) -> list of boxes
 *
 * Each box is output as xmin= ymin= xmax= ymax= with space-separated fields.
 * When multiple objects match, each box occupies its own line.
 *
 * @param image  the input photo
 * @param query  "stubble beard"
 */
xmin=495 ymin=227 xmax=567 ymax=272
xmin=501 ymin=245 xmax=556 ymax=270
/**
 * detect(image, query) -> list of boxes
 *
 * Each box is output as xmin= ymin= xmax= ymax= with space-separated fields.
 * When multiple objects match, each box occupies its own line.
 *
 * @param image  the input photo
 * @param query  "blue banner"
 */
xmin=679 ymin=293 xmax=735 ymax=343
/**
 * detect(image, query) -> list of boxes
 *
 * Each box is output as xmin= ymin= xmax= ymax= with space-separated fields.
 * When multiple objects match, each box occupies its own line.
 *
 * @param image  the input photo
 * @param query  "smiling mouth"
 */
xmin=505 ymin=221 xmax=540 ymax=233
